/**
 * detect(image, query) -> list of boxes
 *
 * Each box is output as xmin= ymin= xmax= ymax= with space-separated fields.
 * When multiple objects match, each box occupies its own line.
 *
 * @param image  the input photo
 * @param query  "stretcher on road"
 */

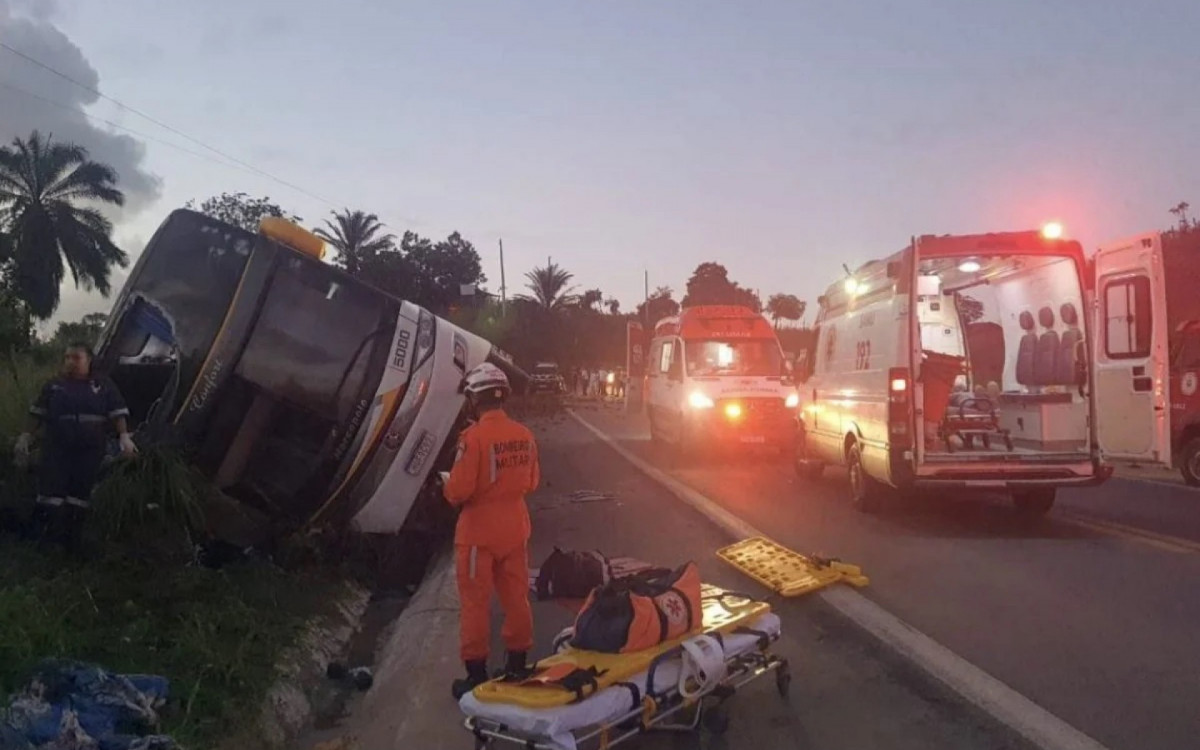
xmin=473 ymin=584 xmax=769 ymax=709
xmin=460 ymin=591 xmax=787 ymax=750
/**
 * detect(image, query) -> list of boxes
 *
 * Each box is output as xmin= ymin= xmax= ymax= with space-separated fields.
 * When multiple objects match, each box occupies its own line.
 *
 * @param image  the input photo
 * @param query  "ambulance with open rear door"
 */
xmin=792 ymin=226 xmax=1113 ymax=516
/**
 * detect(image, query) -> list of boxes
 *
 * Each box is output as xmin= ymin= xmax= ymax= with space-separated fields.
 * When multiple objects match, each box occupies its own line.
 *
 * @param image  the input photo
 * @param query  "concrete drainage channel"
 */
xmin=289 ymin=546 xmax=462 ymax=750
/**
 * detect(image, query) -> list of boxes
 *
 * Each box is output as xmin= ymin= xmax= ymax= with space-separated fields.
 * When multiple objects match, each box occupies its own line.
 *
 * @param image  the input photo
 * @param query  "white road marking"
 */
xmin=570 ymin=409 xmax=1112 ymax=750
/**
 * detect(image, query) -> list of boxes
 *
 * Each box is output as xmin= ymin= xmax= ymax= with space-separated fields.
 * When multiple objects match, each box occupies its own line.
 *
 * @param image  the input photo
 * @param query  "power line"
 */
xmin=0 ymin=41 xmax=539 ymax=244
xmin=0 ymin=40 xmax=334 ymax=207
xmin=0 ymin=78 xmax=264 ymax=173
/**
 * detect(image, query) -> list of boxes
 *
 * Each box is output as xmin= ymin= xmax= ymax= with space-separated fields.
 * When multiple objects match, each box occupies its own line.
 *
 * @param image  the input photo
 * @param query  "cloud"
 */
xmin=0 ymin=0 xmax=162 ymax=215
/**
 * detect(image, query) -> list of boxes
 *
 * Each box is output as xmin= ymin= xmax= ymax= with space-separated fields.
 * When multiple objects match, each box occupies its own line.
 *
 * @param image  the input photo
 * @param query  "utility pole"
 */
xmin=498 ymin=238 xmax=507 ymax=316
xmin=644 ymin=270 xmax=649 ymax=326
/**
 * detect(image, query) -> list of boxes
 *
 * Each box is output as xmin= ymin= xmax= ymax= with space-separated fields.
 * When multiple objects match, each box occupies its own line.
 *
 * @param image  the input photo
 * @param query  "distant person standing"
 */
xmin=13 ymin=343 xmax=137 ymax=548
xmin=589 ymin=369 xmax=602 ymax=399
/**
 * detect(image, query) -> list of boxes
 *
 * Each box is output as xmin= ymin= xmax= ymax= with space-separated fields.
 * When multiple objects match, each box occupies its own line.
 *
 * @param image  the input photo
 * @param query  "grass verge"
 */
xmin=0 ymin=534 xmax=344 ymax=749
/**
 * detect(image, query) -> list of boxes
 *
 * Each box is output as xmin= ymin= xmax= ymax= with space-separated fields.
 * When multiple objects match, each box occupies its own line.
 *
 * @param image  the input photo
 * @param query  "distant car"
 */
xmin=529 ymin=362 xmax=566 ymax=394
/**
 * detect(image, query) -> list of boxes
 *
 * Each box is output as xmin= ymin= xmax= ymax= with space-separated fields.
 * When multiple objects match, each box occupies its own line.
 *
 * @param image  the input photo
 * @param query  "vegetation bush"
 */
xmin=90 ymin=443 xmax=209 ymax=562
xmin=0 ymin=537 xmax=341 ymax=749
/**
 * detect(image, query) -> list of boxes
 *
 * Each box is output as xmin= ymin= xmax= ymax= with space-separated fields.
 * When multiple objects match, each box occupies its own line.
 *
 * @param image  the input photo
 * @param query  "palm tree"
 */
xmin=0 ymin=131 xmax=128 ymax=319
xmin=519 ymin=261 xmax=578 ymax=311
xmin=313 ymin=209 xmax=396 ymax=275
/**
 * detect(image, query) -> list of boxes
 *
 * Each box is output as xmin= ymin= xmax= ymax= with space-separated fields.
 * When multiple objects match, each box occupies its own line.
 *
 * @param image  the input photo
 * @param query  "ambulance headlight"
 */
xmin=785 ymin=392 xmax=800 ymax=409
xmin=688 ymin=391 xmax=715 ymax=409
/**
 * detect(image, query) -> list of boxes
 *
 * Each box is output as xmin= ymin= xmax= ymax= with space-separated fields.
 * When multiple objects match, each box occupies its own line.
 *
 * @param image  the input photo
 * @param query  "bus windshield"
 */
xmin=236 ymin=256 xmax=392 ymax=422
xmin=685 ymin=339 xmax=783 ymax=377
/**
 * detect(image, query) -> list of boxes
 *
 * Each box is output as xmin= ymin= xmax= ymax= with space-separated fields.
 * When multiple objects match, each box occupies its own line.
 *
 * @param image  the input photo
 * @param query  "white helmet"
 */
xmin=462 ymin=362 xmax=511 ymax=397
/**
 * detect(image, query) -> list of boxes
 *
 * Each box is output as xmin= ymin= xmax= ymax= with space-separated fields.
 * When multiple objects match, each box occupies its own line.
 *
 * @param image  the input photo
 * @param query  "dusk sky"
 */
xmin=3 ymin=0 xmax=1198 ymax=325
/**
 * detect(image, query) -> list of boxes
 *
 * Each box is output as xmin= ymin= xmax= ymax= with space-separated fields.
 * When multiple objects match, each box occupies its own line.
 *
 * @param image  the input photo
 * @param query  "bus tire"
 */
xmin=1179 ymin=437 xmax=1200 ymax=487
xmin=847 ymin=442 xmax=884 ymax=513
xmin=1012 ymin=488 xmax=1056 ymax=516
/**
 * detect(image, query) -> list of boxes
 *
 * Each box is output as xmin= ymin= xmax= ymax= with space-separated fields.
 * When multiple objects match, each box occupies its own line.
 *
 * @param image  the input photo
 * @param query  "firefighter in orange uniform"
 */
xmin=445 ymin=363 xmax=540 ymax=699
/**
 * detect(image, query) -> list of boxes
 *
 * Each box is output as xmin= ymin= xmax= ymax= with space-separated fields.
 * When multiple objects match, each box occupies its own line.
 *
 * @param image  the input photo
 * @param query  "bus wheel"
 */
xmin=847 ymin=443 xmax=884 ymax=513
xmin=1180 ymin=437 xmax=1200 ymax=487
xmin=1012 ymin=488 xmax=1056 ymax=516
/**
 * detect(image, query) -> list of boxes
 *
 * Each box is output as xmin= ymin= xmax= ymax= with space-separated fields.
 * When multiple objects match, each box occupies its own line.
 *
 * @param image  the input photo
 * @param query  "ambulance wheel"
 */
xmin=1012 ymin=488 xmax=1055 ymax=516
xmin=775 ymin=662 xmax=792 ymax=698
xmin=847 ymin=443 xmax=885 ymax=513
xmin=1180 ymin=437 xmax=1200 ymax=487
xmin=702 ymin=702 xmax=731 ymax=735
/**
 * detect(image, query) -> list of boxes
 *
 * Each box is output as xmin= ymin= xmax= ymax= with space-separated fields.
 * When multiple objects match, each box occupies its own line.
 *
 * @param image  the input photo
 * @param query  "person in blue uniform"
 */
xmin=13 ymin=342 xmax=138 ymax=546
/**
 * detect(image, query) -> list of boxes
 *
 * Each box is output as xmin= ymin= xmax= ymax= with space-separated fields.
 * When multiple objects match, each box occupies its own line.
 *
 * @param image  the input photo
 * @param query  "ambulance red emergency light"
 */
xmin=645 ymin=305 xmax=797 ymax=453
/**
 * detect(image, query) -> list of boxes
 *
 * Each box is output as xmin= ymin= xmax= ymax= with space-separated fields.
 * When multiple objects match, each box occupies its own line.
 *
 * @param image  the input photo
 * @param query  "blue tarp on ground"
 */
xmin=1 ymin=661 xmax=179 ymax=750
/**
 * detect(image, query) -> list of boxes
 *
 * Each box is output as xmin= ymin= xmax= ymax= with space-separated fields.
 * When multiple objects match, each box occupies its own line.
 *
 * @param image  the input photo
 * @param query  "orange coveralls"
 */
xmin=444 ymin=409 xmax=540 ymax=663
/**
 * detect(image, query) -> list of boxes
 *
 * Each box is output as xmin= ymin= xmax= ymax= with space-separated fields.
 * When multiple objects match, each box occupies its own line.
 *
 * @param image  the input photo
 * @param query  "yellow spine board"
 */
xmin=717 ymin=537 xmax=869 ymax=597
xmin=472 ymin=585 xmax=770 ymax=709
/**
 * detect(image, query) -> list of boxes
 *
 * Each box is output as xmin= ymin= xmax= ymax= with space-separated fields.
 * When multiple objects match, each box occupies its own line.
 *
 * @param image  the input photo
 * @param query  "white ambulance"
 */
xmin=792 ymin=227 xmax=1113 ymax=515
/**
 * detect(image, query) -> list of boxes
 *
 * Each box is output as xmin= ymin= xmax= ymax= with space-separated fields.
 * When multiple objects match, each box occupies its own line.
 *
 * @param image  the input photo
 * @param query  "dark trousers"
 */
xmin=35 ymin=439 xmax=105 ymax=551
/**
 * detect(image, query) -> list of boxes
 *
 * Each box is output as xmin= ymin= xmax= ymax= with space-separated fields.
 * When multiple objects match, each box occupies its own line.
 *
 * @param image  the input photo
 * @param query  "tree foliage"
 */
xmin=765 ymin=294 xmax=805 ymax=327
xmin=313 ymin=209 xmax=395 ymax=275
xmin=636 ymin=286 xmax=680 ymax=326
xmin=349 ymin=230 xmax=486 ymax=316
xmin=185 ymin=192 xmax=301 ymax=233
xmin=680 ymin=262 xmax=761 ymax=311
xmin=519 ymin=262 xmax=578 ymax=311
xmin=578 ymin=288 xmax=604 ymax=312
xmin=0 ymin=131 xmax=128 ymax=319
xmin=48 ymin=311 xmax=108 ymax=350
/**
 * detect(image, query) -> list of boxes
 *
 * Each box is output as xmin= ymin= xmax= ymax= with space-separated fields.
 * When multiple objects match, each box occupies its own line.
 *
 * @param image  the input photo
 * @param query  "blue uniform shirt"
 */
xmin=30 ymin=376 xmax=130 ymax=449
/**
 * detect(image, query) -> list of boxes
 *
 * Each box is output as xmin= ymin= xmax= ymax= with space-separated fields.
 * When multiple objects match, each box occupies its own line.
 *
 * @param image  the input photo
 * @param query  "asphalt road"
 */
xmin=500 ymin=410 xmax=1034 ymax=750
xmin=570 ymin=401 xmax=1200 ymax=750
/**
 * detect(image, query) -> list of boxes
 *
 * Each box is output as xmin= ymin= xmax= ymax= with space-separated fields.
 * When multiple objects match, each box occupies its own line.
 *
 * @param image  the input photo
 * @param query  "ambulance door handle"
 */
xmin=1132 ymin=376 xmax=1152 ymax=392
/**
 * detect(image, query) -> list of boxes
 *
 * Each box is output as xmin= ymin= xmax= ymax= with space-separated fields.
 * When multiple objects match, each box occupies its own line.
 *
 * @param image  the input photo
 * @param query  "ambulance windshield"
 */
xmin=685 ymin=339 xmax=783 ymax=377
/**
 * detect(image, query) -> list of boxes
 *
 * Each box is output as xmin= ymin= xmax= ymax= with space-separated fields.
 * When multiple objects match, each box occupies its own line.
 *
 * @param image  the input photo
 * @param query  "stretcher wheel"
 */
xmin=775 ymin=662 xmax=792 ymax=698
xmin=702 ymin=702 xmax=731 ymax=735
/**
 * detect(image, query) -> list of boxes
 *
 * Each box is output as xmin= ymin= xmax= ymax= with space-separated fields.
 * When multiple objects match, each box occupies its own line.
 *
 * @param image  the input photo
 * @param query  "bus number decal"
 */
xmin=855 ymin=341 xmax=871 ymax=370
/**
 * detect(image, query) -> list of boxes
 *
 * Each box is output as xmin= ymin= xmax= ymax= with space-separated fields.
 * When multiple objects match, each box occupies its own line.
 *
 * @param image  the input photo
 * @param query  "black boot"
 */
xmin=451 ymin=660 xmax=489 ymax=700
xmin=501 ymin=650 xmax=531 ymax=680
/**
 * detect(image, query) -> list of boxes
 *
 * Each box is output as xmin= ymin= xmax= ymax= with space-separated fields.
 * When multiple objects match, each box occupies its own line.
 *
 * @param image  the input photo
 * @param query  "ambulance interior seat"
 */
xmin=1015 ymin=310 xmax=1037 ymax=386
xmin=1058 ymin=302 xmax=1082 ymax=385
xmin=1033 ymin=306 xmax=1059 ymax=386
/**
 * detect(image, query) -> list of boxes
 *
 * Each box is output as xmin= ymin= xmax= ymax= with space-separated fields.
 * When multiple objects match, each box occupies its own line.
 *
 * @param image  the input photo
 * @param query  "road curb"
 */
xmin=354 ymin=543 xmax=462 ymax=749
xmin=569 ymin=408 xmax=1112 ymax=750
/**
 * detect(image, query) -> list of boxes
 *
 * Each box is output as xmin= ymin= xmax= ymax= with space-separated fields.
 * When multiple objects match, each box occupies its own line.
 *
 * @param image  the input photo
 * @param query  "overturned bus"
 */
xmin=95 ymin=209 xmax=525 ymax=535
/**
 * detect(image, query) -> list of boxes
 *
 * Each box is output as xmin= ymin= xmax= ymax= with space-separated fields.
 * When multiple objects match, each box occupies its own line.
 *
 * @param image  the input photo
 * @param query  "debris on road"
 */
xmin=563 ymin=490 xmax=615 ymax=504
